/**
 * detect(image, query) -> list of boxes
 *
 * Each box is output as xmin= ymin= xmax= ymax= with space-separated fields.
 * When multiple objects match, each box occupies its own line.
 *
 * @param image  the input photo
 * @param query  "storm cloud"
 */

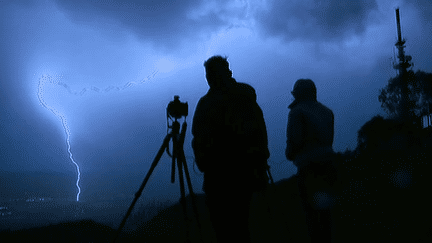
xmin=52 ymin=0 xmax=249 ymax=51
xmin=1 ymin=0 xmax=431 ymax=206
xmin=254 ymin=0 xmax=378 ymax=42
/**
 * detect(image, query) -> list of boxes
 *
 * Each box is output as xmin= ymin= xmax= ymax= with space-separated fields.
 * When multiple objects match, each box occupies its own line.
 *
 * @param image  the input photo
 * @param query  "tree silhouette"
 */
xmin=356 ymin=115 xmax=392 ymax=153
xmin=378 ymin=70 xmax=432 ymax=122
xmin=356 ymin=114 xmax=424 ymax=156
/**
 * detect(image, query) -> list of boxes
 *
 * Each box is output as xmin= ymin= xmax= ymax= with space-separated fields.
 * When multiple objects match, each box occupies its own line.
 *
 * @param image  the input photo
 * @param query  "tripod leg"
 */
xmin=172 ymin=136 xmax=193 ymax=242
xmin=179 ymin=149 xmax=204 ymax=242
xmin=180 ymin=153 xmax=196 ymax=203
xmin=176 ymin=157 xmax=187 ymax=207
xmin=112 ymin=134 xmax=171 ymax=243
xmin=178 ymin=121 xmax=196 ymax=201
xmin=267 ymin=166 xmax=275 ymax=186
xmin=171 ymin=151 xmax=176 ymax=183
xmin=172 ymin=134 xmax=187 ymax=203
xmin=178 ymin=121 xmax=201 ymax=226
xmin=175 ymin=121 xmax=203 ymax=242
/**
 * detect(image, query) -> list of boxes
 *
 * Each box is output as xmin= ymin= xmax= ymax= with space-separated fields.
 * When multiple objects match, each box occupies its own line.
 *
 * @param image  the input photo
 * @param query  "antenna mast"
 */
xmin=393 ymin=8 xmax=413 ymax=121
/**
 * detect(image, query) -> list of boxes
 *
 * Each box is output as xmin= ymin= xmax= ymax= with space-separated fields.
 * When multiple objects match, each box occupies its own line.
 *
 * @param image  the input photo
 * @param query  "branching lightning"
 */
xmin=38 ymin=74 xmax=81 ymax=201
xmin=37 ymin=70 xmax=158 ymax=202
xmin=52 ymin=70 xmax=158 ymax=96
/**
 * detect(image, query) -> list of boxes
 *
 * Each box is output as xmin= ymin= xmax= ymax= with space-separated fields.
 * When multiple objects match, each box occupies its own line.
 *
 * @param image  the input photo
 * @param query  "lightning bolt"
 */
xmin=36 ymin=70 xmax=158 ymax=202
xmin=37 ymin=74 xmax=81 ymax=201
xmin=50 ymin=70 xmax=158 ymax=96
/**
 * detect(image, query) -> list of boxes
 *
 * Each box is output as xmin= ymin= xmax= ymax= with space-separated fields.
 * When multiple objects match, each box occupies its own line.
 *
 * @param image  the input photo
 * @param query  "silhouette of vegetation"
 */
xmin=356 ymin=115 xmax=423 ymax=154
xmin=345 ymin=114 xmax=432 ymax=242
xmin=379 ymin=70 xmax=432 ymax=121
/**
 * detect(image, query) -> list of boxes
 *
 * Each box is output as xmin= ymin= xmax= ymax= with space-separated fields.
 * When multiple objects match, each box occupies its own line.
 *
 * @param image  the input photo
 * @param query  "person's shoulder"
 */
xmin=232 ymin=81 xmax=257 ymax=101
xmin=235 ymin=82 xmax=256 ymax=92
xmin=195 ymin=92 xmax=212 ymax=108
xmin=317 ymin=101 xmax=334 ymax=113
xmin=291 ymin=101 xmax=320 ymax=113
xmin=197 ymin=89 xmax=226 ymax=108
xmin=291 ymin=101 xmax=310 ymax=110
xmin=288 ymin=104 xmax=303 ymax=118
xmin=313 ymin=102 xmax=334 ymax=119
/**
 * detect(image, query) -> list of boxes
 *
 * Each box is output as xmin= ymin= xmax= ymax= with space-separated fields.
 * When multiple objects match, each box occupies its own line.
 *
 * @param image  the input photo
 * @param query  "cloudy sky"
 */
xmin=1 ymin=0 xmax=431 ymax=202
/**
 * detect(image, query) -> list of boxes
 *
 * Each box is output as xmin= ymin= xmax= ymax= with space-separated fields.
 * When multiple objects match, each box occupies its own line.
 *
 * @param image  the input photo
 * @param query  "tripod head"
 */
xmin=167 ymin=95 xmax=188 ymax=119
xmin=166 ymin=96 xmax=186 ymax=135
xmin=165 ymin=96 xmax=189 ymax=183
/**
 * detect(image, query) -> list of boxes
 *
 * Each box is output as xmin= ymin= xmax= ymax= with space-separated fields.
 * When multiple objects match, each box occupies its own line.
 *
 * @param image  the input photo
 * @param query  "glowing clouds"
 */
xmin=154 ymin=57 xmax=178 ymax=74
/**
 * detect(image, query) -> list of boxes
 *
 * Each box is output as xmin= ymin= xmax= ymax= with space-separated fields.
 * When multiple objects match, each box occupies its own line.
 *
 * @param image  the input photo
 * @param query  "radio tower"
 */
xmin=393 ymin=8 xmax=414 ymax=122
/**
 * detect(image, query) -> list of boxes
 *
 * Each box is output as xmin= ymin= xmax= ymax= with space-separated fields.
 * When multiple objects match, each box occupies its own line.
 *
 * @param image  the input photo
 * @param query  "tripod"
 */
xmin=112 ymin=118 xmax=202 ymax=243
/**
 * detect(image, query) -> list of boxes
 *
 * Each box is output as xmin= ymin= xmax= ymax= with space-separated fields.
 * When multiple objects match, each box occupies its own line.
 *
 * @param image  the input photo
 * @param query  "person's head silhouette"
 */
xmin=204 ymin=55 xmax=233 ymax=89
xmin=291 ymin=79 xmax=317 ymax=101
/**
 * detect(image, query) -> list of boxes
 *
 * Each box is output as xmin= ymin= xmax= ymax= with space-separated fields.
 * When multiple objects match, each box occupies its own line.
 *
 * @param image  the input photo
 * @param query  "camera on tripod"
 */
xmin=167 ymin=95 xmax=188 ymax=119
xmin=113 ymin=95 xmax=202 ymax=243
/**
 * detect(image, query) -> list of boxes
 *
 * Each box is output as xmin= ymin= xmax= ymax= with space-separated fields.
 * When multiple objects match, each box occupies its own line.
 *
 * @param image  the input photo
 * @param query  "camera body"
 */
xmin=167 ymin=95 xmax=188 ymax=119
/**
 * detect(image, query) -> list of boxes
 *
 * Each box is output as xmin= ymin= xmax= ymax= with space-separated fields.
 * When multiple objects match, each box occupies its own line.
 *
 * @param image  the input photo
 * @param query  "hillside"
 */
xmin=120 ymin=146 xmax=432 ymax=243
xmin=1 ymin=141 xmax=432 ymax=242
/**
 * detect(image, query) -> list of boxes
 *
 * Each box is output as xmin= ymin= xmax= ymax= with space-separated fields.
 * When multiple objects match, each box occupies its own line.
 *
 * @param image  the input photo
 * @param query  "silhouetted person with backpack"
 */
xmin=286 ymin=79 xmax=337 ymax=243
xmin=192 ymin=55 xmax=270 ymax=243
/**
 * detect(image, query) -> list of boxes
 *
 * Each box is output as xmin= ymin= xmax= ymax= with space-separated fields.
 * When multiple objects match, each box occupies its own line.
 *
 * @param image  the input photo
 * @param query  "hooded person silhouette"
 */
xmin=286 ymin=79 xmax=337 ymax=243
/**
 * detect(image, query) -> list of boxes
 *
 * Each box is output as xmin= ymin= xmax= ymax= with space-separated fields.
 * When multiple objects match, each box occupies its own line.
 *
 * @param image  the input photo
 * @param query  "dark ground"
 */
xmin=1 ymin=136 xmax=432 ymax=242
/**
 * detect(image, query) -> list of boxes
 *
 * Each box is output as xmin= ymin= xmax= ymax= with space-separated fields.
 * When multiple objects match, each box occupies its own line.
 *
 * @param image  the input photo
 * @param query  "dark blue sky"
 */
xmin=1 ymin=0 xmax=431 ymax=202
